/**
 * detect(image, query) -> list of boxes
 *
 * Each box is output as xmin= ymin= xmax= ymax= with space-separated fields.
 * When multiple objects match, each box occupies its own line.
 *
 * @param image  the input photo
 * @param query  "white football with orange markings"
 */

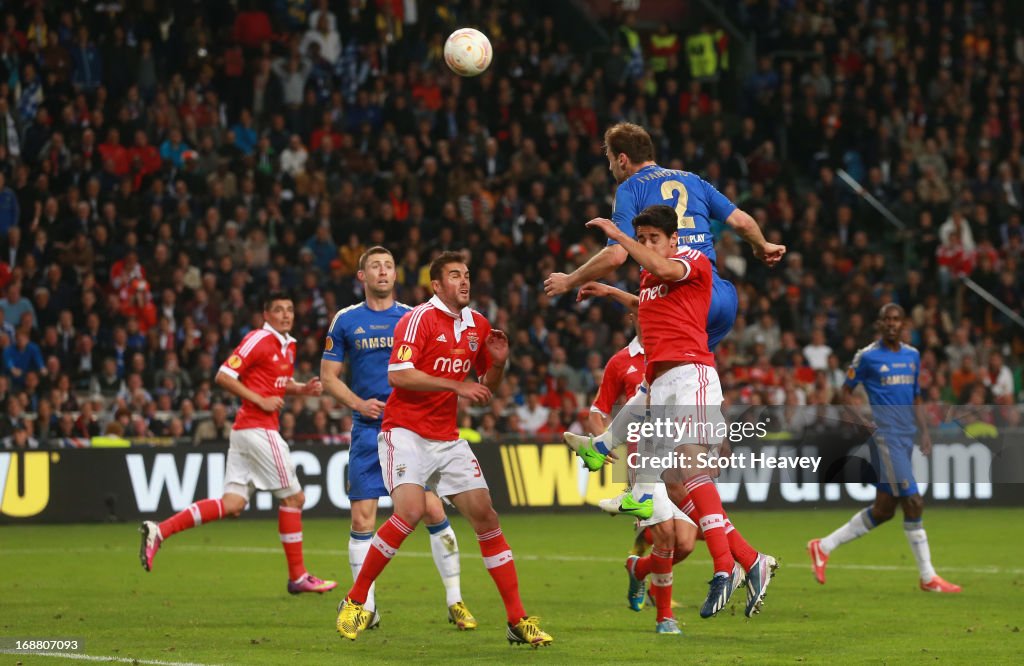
xmin=444 ymin=28 xmax=493 ymax=77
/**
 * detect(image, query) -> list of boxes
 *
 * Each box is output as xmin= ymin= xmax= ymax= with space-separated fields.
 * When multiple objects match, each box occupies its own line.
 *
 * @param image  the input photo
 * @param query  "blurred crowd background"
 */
xmin=0 ymin=0 xmax=1021 ymax=449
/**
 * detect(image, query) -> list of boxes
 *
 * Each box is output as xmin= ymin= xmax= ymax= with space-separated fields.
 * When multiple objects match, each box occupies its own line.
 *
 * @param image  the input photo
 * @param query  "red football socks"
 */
xmin=278 ymin=506 xmax=306 ymax=581
xmin=477 ymin=527 xmax=526 ymax=623
xmin=349 ymin=515 xmax=413 ymax=603
xmin=158 ymin=498 xmax=224 ymax=539
xmin=684 ymin=475 xmax=735 ymax=574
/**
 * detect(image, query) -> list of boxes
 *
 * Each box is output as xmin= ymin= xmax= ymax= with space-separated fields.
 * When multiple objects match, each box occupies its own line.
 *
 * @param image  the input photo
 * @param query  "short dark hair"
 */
xmin=429 ymin=251 xmax=468 ymax=282
xmin=358 ymin=245 xmax=392 ymax=271
xmin=632 ymin=205 xmax=678 ymax=238
xmin=263 ymin=291 xmax=293 ymax=311
xmin=878 ymin=303 xmax=905 ymax=320
xmin=604 ymin=122 xmax=655 ymax=164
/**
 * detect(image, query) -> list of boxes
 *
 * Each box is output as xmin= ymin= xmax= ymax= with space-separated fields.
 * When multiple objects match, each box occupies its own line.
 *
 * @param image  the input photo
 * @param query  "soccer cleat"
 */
xmin=138 ymin=521 xmax=163 ymax=572
xmin=506 ymin=617 xmax=553 ymax=648
xmin=730 ymin=561 xmax=747 ymax=598
xmin=598 ymin=491 xmax=653 ymax=520
xmin=362 ymin=608 xmax=381 ymax=630
xmin=629 ymin=527 xmax=651 ymax=557
xmin=448 ymin=601 xmax=478 ymax=630
xmin=744 ymin=554 xmax=779 ymax=617
xmin=336 ymin=597 xmax=365 ymax=640
xmin=288 ymin=573 xmax=338 ymax=595
xmin=625 ymin=556 xmax=646 ymax=612
xmin=807 ymin=539 xmax=828 ymax=585
xmin=563 ymin=432 xmax=608 ymax=472
xmin=655 ymin=618 xmax=682 ymax=635
xmin=920 ymin=575 xmax=962 ymax=593
xmin=699 ymin=573 xmax=734 ymax=618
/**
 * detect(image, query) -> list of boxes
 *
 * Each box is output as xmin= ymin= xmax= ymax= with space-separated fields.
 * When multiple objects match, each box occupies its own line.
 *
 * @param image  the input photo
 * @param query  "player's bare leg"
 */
xmin=139 ymin=492 xmax=246 ymax=572
xmin=447 ymin=488 xmax=552 ymax=647
xmin=424 ymin=492 xmax=474 ymax=629
xmin=280 ymin=490 xmax=337 ymax=594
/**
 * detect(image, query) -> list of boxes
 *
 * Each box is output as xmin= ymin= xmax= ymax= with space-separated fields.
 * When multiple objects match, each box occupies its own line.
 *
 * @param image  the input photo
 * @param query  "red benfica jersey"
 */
xmin=218 ymin=323 xmax=296 ymax=430
xmin=638 ymin=247 xmax=715 ymax=382
xmin=384 ymin=295 xmax=493 ymax=440
xmin=591 ymin=337 xmax=645 ymax=417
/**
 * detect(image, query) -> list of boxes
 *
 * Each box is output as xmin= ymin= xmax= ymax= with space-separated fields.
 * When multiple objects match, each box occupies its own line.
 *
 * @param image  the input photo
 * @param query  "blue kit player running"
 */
xmin=320 ymin=246 xmax=478 ymax=631
xmin=544 ymin=122 xmax=786 ymax=350
xmin=808 ymin=304 xmax=961 ymax=594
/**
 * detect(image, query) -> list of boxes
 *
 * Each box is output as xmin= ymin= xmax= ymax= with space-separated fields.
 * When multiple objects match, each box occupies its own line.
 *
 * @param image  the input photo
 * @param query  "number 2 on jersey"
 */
xmin=660 ymin=181 xmax=695 ymax=229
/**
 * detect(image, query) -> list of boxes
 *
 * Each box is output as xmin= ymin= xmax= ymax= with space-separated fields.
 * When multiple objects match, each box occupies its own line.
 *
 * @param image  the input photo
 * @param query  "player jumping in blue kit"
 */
xmin=543 ymin=122 xmax=785 ymax=349
xmin=808 ymin=304 xmax=961 ymax=593
xmin=320 ymin=246 xmax=478 ymax=631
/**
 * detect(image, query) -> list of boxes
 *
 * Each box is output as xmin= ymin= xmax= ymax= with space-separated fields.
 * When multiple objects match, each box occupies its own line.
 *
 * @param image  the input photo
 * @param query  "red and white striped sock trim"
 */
xmin=476 ymin=527 xmax=503 ymax=542
xmin=650 ymin=571 xmax=674 ymax=587
xmin=188 ymin=503 xmax=203 ymax=525
xmin=681 ymin=500 xmax=695 ymax=516
xmin=724 ymin=519 xmax=735 ymax=534
xmin=279 ymin=506 xmax=301 ymax=513
xmin=651 ymin=547 xmax=675 ymax=559
xmin=280 ymin=532 xmax=303 ymax=543
xmin=684 ymin=474 xmax=713 ymax=492
xmin=389 ymin=515 xmax=414 ymax=535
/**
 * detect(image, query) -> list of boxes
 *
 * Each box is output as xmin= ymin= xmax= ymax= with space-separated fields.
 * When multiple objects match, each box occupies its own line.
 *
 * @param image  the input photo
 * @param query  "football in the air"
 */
xmin=444 ymin=28 xmax=492 ymax=77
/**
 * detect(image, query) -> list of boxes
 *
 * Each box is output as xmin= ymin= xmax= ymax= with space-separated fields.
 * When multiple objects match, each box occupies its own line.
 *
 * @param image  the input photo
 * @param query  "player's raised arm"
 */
xmin=722 ymin=207 xmax=786 ymax=267
xmin=478 ymin=329 xmax=509 ymax=392
xmin=545 ymin=244 xmax=628 ymax=297
xmin=577 ymin=281 xmax=639 ymax=312
xmin=586 ymin=214 xmax=688 ymax=282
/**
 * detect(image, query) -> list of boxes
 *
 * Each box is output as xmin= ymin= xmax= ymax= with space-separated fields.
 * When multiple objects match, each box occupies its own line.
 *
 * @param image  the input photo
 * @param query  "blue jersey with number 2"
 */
xmin=610 ymin=164 xmax=737 ymax=267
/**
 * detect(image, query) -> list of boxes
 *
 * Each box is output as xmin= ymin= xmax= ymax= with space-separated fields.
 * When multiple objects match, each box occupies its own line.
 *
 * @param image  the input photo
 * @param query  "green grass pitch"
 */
xmin=2 ymin=508 xmax=1022 ymax=665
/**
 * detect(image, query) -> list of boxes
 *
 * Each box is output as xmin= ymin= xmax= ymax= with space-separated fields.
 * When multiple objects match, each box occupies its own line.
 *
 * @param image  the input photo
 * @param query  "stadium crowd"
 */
xmin=0 ymin=0 xmax=1021 ymax=449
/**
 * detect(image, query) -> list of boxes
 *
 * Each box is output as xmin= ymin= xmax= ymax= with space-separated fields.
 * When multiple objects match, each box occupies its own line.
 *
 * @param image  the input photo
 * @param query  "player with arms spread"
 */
xmin=808 ymin=304 xmax=961 ymax=593
xmin=544 ymin=121 xmax=785 ymax=351
xmin=335 ymin=251 xmax=553 ymax=647
xmin=321 ymin=246 xmax=474 ymax=632
xmin=577 ymin=206 xmax=777 ymax=620
xmin=139 ymin=293 xmax=337 ymax=595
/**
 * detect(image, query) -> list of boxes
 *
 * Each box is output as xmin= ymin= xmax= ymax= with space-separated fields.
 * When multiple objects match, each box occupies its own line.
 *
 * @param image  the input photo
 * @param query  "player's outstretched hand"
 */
xmin=485 ymin=329 xmax=509 ymax=365
xmin=755 ymin=242 xmax=787 ymax=267
xmin=585 ymin=217 xmax=625 ymax=242
xmin=544 ymin=272 xmax=573 ymax=297
xmin=304 ymin=377 xmax=323 ymax=396
xmin=457 ymin=382 xmax=492 ymax=405
xmin=357 ymin=398 xmax=387 ymax=420
xmin=577 ymin=281 xmax=610 ymax=302
xmin=258 ymin=395 xmax=285 ymax=412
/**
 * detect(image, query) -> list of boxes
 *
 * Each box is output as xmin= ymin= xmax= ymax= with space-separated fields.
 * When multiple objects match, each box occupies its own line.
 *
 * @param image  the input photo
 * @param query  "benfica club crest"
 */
xmin=467 ymin=332 xmax=479 ymax=352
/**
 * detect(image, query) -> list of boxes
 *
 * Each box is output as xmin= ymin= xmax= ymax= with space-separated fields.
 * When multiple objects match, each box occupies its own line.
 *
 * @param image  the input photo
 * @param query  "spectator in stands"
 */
xmin=2 ymin=421 xmax=38 ymax=450
xmin=193 ymin=402 xmax=230 ymax=444
xmin=4 ymin=329 xmax=44 ymax=389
